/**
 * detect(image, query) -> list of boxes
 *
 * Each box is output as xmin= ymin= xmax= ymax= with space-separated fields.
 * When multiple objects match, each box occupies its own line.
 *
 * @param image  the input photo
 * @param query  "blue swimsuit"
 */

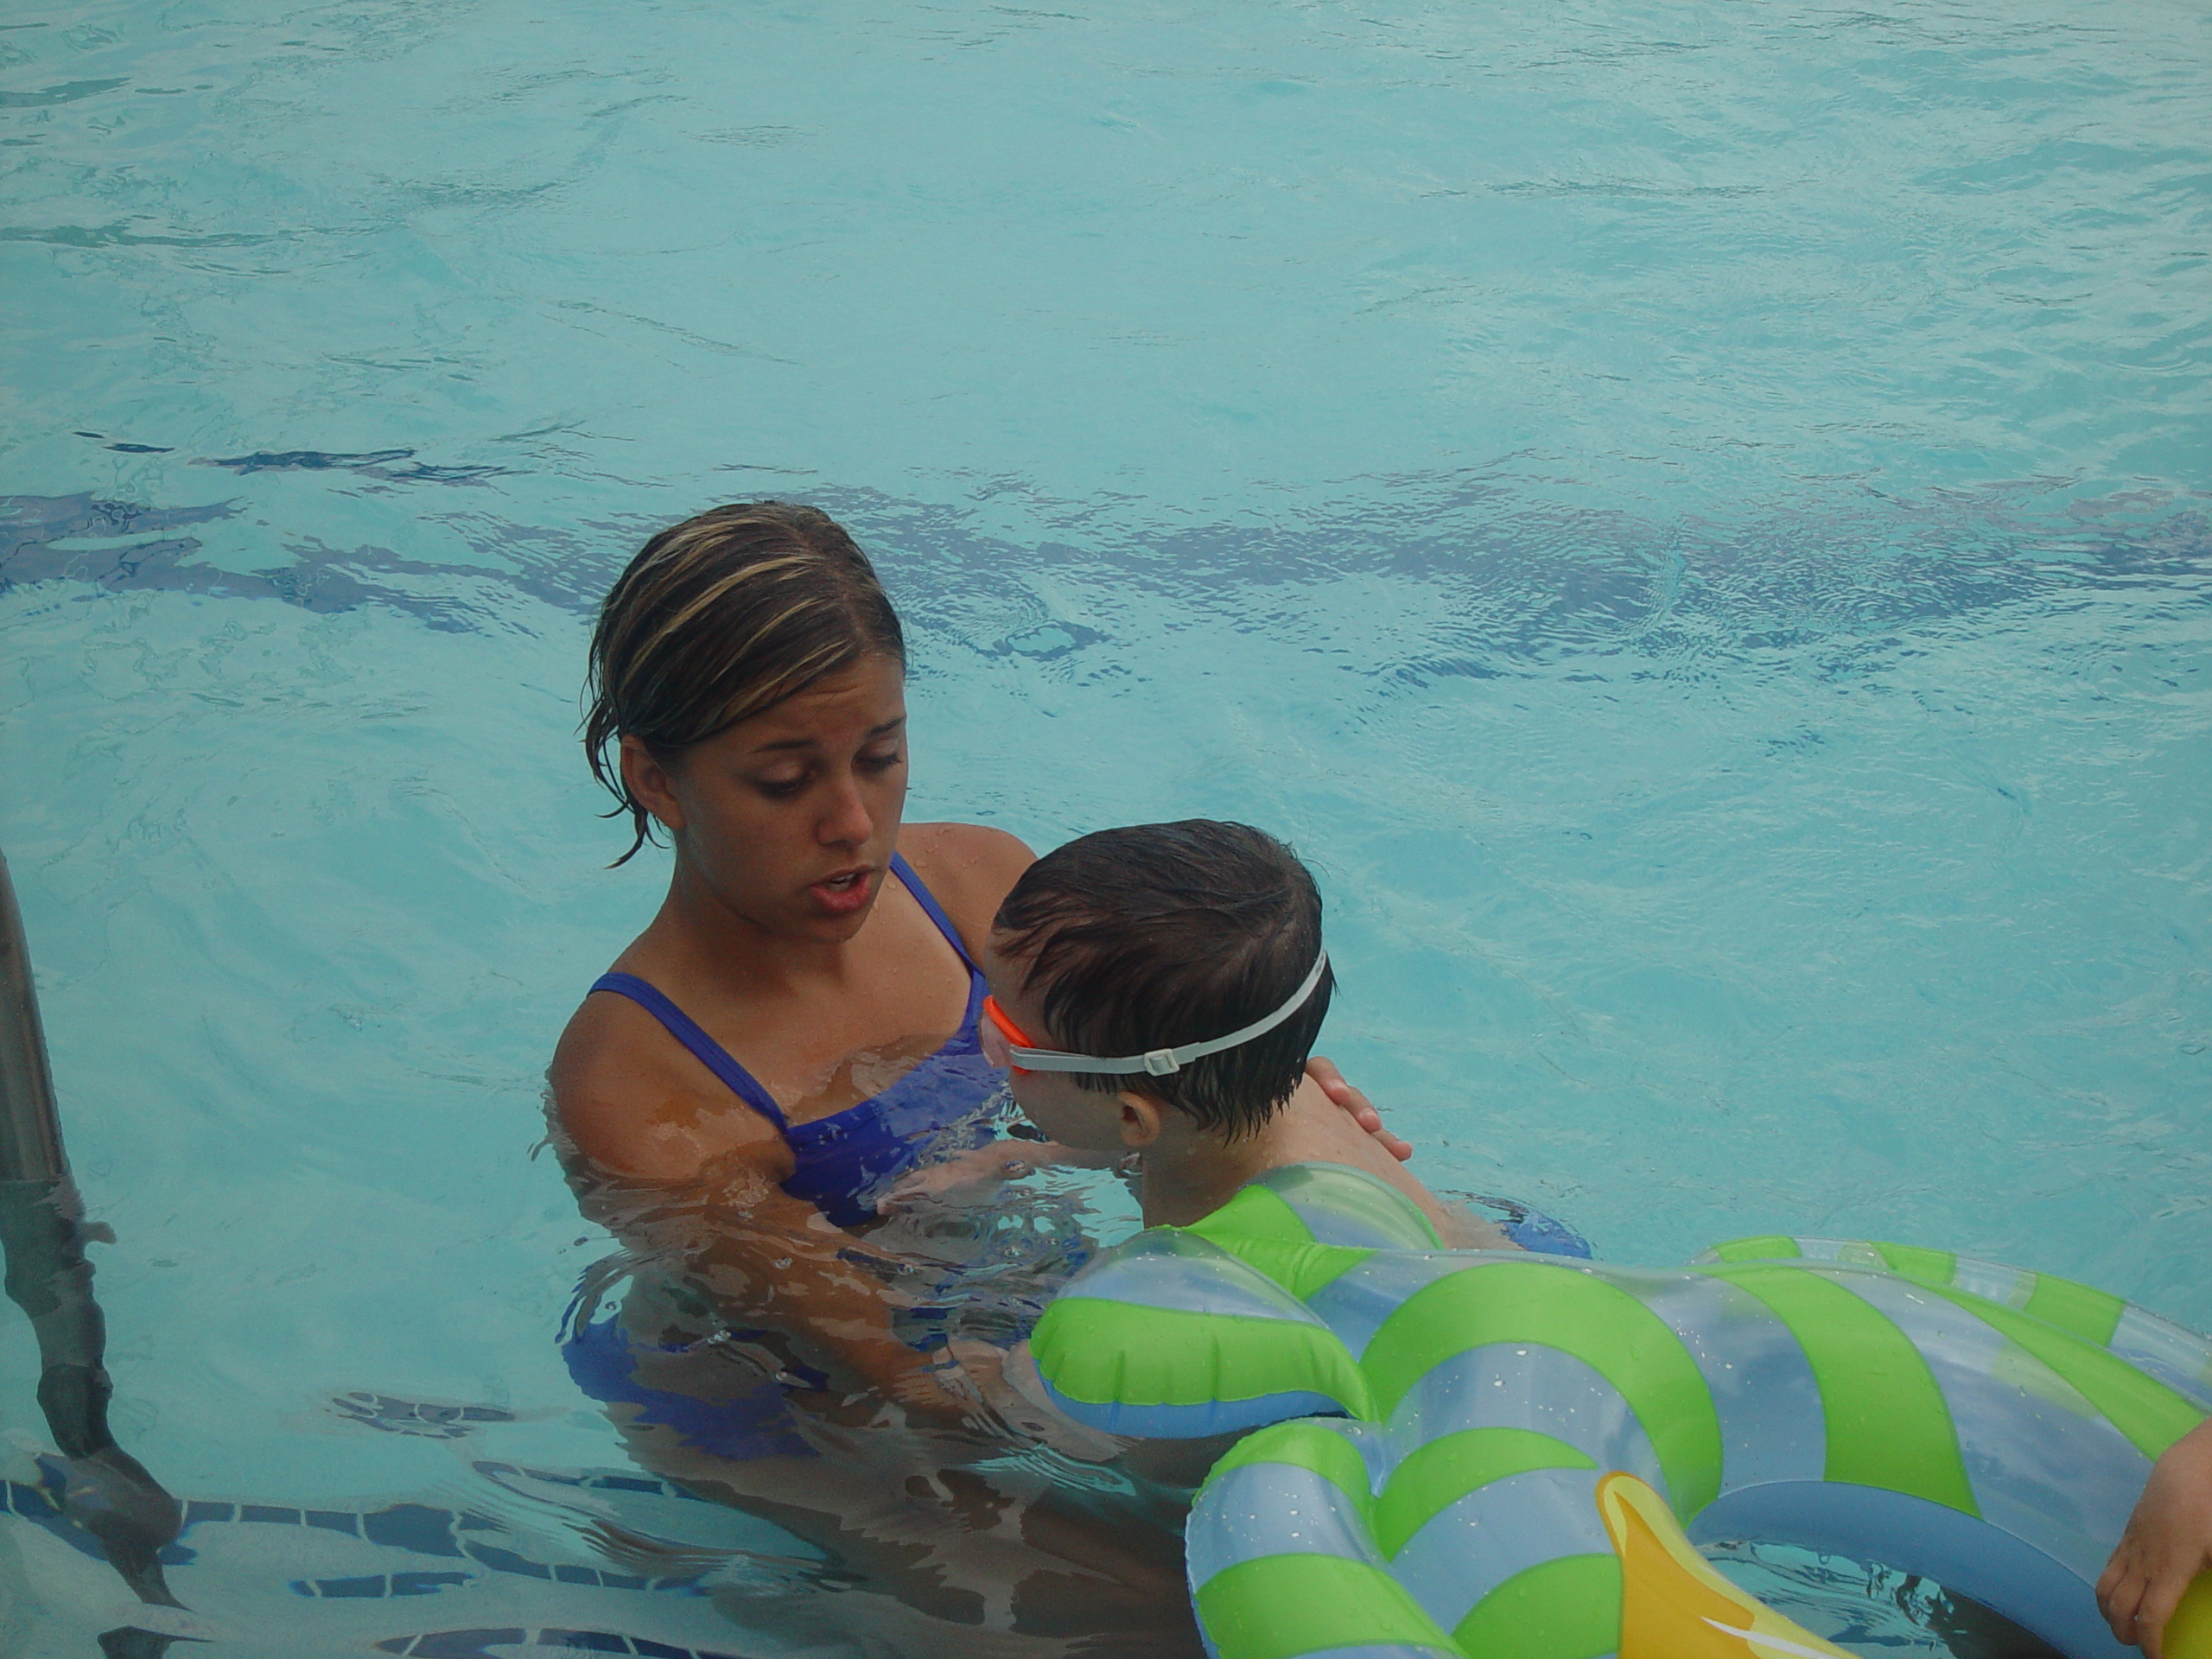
xmin=587 ymin=853 xmax=1002 ymax=1229
xmin=566 ymin=854 xmax=1007 ymax=1460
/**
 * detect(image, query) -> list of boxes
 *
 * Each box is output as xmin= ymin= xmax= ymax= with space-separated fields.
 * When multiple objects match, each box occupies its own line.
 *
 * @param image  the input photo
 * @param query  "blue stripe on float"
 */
xmin=1307 ymin=1254 xmax=1486 ymax=1360
xmin=1186 ymin=1464 xmax=1380 ymax=1587
xmin=1832 ymin=1267 xmax=2152 ymax=1580
xmin=1041 ymin=1380 xmax=1350 ymax=1440
xmin=1614 ymin=1268 xmax=1827 ymax=1495
xmin=1384 ymin=1344 xmax=1667 ymax=1498
xmin=1386 ymin=1465 xmax=1609 ymax=1633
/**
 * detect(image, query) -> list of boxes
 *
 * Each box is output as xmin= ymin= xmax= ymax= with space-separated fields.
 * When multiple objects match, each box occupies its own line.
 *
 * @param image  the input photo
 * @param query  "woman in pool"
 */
xmin=546 ymin=501 xmax=1397 ymax=1652
xmin=551 ymin=501 xmax=1396 ymax=1396
xmin=550 ymin=500 xmax=1028 ymax=1416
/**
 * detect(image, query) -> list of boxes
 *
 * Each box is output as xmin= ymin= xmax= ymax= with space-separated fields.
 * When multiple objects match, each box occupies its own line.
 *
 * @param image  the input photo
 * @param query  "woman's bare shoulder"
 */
xmin=898 ymin=822 xmax=1035 ymax=947
xmin=550 ymin=991 xmax=791 ymax=1185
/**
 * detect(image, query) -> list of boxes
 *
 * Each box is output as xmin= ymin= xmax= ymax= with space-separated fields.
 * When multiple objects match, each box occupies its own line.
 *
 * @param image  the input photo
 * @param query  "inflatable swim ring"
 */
xmin=1027 ymin=1163 xmax=2212 ymax=1659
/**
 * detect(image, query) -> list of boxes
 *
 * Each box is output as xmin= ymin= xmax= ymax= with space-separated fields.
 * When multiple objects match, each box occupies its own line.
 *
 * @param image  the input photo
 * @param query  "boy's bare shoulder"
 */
xmin=1268 ymin=1080 xmax=1522 ymax=1249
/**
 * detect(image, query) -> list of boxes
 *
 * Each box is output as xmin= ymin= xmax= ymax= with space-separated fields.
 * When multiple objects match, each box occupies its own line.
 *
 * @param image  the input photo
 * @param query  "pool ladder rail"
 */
xmin=0 ymin=846 xmax=188 ymax=1652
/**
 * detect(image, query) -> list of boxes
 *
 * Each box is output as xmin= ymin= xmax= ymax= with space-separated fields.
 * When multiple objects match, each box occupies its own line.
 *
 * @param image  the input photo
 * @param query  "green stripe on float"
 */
xmin=1452 ymin=1553 xmax=1622 ymax=1659
xmin=1244 ymin=1162 xmax=1446 ymax=1250
xmin=1920 ymin=1286 xmax=2204 ymax=1460
xmin=1235 ymin=1237 xmax=1380 ymax=1302
xmin=1873 ymin=1243 xmax=1959 ymax=1288
xmin=1202 ymin=1419 xmax=1374 ymax=1516
xmin=2020 ymin=1274 xmax=2128 ymax=1347
xmin=1705 ymin=1236 xmax=1803 ymax=1262
xmin=1031 ymin=1299 xmax=1372 ymax=1417
xmin=1709 ymin=1265 xmax=1977 ymax=1515
xmin=1189 ymin=1185 xmax=1319 ymax=1248
xmin=1373 ymin=1427 xmax=1597 ymax=1559
xmin=1192 ymin=1553 xmax=1459 ymax=1659
xmin=1186 ymin=1190 xmax=1377 ymax=1299
xmin=1362 ymin=1262 xmax=1725 ymax=1516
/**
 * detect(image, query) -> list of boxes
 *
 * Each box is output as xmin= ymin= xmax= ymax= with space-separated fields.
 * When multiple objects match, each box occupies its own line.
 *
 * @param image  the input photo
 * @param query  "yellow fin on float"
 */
xmin=2165 ymin=1570 xmax=2212 ymax=1659
xmin=1597 ymin=1472 xmax=1856 ymax=1659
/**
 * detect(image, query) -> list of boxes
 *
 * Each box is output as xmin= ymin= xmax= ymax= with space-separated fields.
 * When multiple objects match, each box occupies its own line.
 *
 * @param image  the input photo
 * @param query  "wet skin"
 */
xmin=549 ymin=658 xmax=1199 ymax=1652
xmin=977 ymin=931 xmax=1508 ymax=1248
xmin=547 ymin=656 xmax=1410 ymax=1652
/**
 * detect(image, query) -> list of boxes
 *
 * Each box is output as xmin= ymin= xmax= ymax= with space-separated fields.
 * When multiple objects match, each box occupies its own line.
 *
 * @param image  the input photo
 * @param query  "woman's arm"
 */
xmin=876 ymin=1139 xmax=1124 ymax=1214
xmin=2100 ymin=1418 xmax=2212 ymax=1657
xmin=550 ymin=1000 xmax=966 ymax=1411
xmin=953 ymin=1337 xmax=1239 ymax=1487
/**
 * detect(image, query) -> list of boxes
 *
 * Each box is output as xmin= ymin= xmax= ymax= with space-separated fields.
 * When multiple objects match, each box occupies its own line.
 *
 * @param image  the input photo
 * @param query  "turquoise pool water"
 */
xmin=2 ymin=0 xmax=2208 ymax=1652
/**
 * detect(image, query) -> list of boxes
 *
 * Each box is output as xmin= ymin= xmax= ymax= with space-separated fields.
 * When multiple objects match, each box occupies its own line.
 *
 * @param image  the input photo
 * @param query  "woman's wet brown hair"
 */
xmin=584 ymin=502 xmax=905 ymax=863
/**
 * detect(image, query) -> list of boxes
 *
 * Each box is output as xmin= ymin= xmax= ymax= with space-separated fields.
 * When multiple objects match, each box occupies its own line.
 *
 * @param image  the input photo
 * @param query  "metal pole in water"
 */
xmin=0 ymin=848 xmax=65 ymax=1185
xmin=0 ymin=849 xmax=185 ymax=1620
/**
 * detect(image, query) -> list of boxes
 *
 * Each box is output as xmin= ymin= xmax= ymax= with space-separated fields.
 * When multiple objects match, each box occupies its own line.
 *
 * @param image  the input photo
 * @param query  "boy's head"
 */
xmin=982 ymin=820 xmax=1332 ymax=1147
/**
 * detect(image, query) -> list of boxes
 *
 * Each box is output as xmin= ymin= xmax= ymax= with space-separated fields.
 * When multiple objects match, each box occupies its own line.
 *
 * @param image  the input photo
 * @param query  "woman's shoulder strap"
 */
xmin=889 ymin=853 xmax=981 ymax=974
xmin=588 ymin=972 xmax=791 ymax=1132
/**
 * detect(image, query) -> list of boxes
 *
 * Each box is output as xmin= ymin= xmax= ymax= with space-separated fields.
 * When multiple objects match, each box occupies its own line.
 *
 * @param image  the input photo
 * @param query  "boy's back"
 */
xmin=1198 ymin=1073 xmax=1508 ymax=1249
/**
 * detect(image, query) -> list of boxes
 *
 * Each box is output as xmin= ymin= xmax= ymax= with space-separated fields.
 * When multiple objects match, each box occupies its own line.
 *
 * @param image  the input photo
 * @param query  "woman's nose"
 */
xmin=817 ymin=772 xmax=876 ymax=848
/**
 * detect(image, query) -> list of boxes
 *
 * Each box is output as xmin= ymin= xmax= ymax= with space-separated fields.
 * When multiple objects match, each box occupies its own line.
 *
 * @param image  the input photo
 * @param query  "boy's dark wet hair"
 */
xmin=994 ymin=820 xmax=1333 ymax=1138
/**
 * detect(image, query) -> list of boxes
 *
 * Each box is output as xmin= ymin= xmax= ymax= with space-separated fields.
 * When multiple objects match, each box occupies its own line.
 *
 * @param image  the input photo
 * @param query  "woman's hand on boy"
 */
xmin=1306 ymin=1056 xmax=1414 ymax=1162
xmin=2099 ymin=1418 xmax=2212 ymax=1656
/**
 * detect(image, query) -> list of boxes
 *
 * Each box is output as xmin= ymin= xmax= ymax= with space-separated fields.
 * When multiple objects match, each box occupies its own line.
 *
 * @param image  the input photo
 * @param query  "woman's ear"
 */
xmin=620 ymin=734 xmax=685 ymax=833
xmin=1115 ymin=1091 xmax=1166 ymax=1148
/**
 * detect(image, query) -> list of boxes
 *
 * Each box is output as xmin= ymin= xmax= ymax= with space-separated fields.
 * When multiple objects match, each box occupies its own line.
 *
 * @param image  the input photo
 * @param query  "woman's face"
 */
xmin=621 ymin=654 xmax=910 ymax=944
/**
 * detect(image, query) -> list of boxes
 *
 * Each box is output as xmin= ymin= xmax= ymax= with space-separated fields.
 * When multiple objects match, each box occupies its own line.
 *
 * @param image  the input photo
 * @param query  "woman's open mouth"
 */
xmin=808 ymin=867 xmax=876 ymax=915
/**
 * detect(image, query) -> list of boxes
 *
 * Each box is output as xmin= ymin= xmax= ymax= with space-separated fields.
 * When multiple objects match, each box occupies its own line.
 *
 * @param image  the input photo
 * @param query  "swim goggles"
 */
xmin=980 ymin=950 xmax=1329 ymax=1077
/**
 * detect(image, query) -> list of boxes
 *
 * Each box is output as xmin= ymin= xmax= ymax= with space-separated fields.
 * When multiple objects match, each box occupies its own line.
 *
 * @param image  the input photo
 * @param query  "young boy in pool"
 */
xmin=950 ymin=818 xmax=1511 ymax=1461
xmin=969 ymin=820 xmax=2212 ymax=1653
xmin=975 ymin=818 xmax=1510 ymax=1248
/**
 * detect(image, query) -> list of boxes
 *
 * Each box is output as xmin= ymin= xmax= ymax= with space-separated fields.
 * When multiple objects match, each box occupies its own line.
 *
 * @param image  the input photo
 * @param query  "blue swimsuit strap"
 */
xmin=588 ymin=970 xmax=793 ymax=1133
xmin=588 ymin=853 xmax=982 ymax=1138
xmin=887 ymin=850 xmax=985 ymax=981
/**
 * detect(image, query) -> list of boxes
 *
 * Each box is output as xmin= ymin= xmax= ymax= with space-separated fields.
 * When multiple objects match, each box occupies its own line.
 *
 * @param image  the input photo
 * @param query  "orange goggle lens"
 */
xmin=981 ymin=995 xmax=1036 ymax=1071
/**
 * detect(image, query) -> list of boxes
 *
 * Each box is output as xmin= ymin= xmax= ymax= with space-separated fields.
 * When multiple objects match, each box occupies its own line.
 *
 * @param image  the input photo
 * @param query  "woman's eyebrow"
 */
xmin=748 ymin=717 xmax=906 ymax=756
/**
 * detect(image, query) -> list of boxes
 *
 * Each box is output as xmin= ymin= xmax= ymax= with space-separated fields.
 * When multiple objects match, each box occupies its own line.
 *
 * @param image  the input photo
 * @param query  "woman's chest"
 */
xmin=728 ymin=965 xmax=976 ymax=1125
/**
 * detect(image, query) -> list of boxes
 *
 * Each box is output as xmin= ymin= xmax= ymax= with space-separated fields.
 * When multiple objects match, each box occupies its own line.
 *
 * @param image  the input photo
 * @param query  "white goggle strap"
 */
xmin=1006 ymin=950 xmax=1330 ymax=1077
